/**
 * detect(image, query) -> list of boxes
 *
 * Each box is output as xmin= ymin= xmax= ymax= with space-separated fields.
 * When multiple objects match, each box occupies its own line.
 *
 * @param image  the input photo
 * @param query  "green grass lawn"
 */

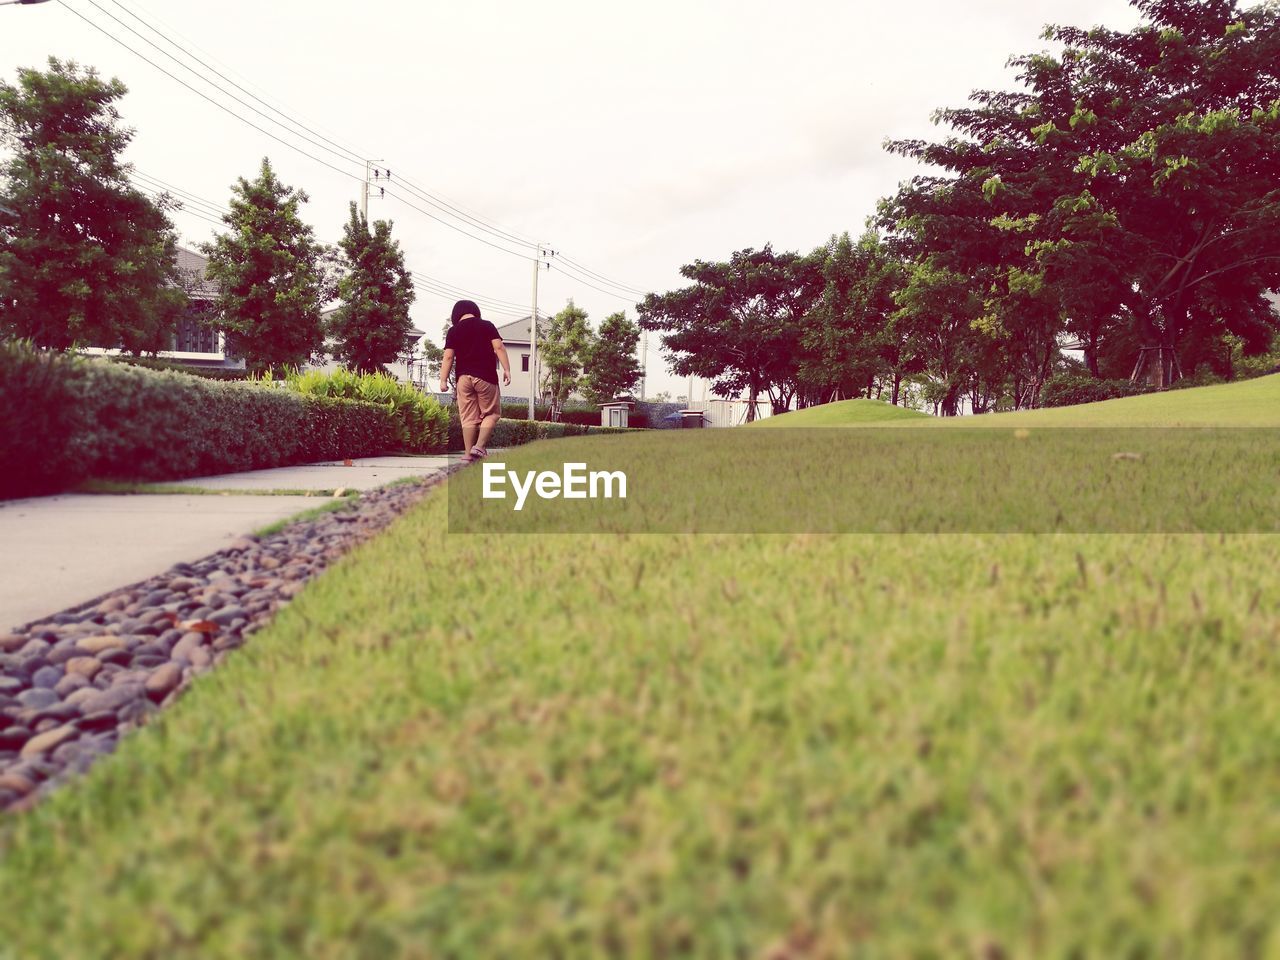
xmin=759 ymin=373 xmax=1280 ymax=428
xmin=2 ymin=378 xmax=1279 ymax=958
xmin=750 ymin=397 xmax=929 ymax=426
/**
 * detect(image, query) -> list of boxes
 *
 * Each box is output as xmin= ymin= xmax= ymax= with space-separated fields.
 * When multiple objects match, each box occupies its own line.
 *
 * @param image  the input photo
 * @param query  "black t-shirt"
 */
xmin=444 ymin=316 xmax=502 ymax=385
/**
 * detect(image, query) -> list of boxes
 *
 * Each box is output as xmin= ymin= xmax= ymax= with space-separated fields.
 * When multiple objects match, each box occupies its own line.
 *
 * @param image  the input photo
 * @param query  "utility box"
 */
xmin=679 ymin=410 xmax=705 ymax=429
xmin=599 ymin=401 xmax=632 ymax=429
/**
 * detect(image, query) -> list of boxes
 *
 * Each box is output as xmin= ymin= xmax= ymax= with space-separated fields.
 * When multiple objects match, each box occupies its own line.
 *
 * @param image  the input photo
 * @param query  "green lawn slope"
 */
xmin=756 ymin=373 xmax=1280 ymax=428
xmin=973 ymin=372 xmax=1280 ymax=427
xmin=750 ymin=397 xmax=929 ymax=426
xmin=1 ymin=375 xmax=1278 ymax=957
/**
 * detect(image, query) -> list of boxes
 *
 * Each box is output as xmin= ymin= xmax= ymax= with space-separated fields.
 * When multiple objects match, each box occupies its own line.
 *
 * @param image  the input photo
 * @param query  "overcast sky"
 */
xmin=2 ymin=0 xmax=1143 ymax=395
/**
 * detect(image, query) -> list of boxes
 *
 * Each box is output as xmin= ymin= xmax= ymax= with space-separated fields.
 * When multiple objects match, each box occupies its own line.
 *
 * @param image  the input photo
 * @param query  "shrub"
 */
xmin=1039 ymin=374 xmax=1145 ymax=408
xmin=499 ymin=402 xmax=651 ymax=429
xmin=0 ymin=342 xmax=89 ymax=497
xmin=106 ymin=356 xmax=252 ymax=381
xmin=444 ymin=408 xmax=628 ymax=452
xmin=285 ymin=368 xmax=448 ymax=453
xmin=0 ymin=344 xmax=397 ymax=498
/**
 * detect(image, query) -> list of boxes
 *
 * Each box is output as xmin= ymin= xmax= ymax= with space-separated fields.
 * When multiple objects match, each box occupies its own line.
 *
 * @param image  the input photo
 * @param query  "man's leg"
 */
xmin=476 ymin=413 xmax=498 ymax=451
xmin=474 ymin=380 xmax=501 ymax=451
xmin=457 ymin=376 xmax=480 ymax=455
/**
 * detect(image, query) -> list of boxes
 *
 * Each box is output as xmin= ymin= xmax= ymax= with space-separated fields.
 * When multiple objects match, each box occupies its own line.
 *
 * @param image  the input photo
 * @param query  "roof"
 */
xmin=492 ymin=315 xmax=541 ymax=344
xmin=175 ymin=246 xmax=218 ymax=300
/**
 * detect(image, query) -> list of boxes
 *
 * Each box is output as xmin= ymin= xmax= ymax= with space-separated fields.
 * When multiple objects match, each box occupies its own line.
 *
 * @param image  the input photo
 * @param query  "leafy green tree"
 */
xmin=416 ymin=336 xmax=444 ymax=381
xmin=0 ymin=58 xmax=185 ymax=351
xmin=891 ymin=260 xmax=986 ymax=416
xmin=637 ymin=246 xmax=823 ymax=419
xmin=582 ymin=311 xmax=642 ymax=404
xmin=202 ymin=158 xmax=327 ymax=372
xmin=539 ymin=301 xmax=593 ymax=421
xmin=885 ymin=0 xmax=1280 ymax=389
xmin=799 ymin=232 xmax=911 ymax=405
xmin=330 ymin=203 xmax=415 ymax=373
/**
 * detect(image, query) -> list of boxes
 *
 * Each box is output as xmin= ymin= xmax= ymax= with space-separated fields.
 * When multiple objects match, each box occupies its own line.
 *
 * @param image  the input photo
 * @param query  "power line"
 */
xmin=131 ymin=171 xmax=229 ymax=218
xmin=546 ymin=262 xmax=642 ymax=303
xmin=103 ymin=0 xmax=367 ymax=166
xmin=57 ymin=0 xmax=366 ymax=186
xmin=408 ymin=275 xmax=527 ymax=312
xmin=555 ymin=253 xmax=649 ymax=296
xmin=130 ymin=181 xmax=225 ymax=228
xmin=78 ymin=0 xmax=366 ymax=169
xmin=382 ymin=187 xmax=534 ymax=262
xmin=392 ymin=173 xmax=539 ymax=249
xmin=59 ymin=0 xmax=657 ymax=302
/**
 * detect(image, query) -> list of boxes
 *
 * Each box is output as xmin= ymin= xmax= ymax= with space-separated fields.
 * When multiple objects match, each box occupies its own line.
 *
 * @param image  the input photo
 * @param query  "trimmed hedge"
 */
xmin=106 ymin=356 xmax=252 ymax=381
xmin=446 ymin=407 xmax=626 ymax=453
xmin=1039 ymin=374 xmax=1145 ymax=408
xmin=285 ymin=368 xmax=449 ymax=454
xmin=499 ymin=402 xmax=652 ymax=430
xmin=1 ymin=343 xmax=396 ymax=499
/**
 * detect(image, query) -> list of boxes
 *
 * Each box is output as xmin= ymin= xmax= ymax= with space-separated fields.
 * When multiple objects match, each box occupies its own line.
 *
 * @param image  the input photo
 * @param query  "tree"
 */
xmin=539 ymin=301 xmax=593 ymax=421
xmin=637 ymin=246 xmax=823 ymax=419
xmin=0 ymin=58 xmax=185 ymax=351
xmin=330 ymin=203 xmax=415 ymax=373
xmin=202 ymin=158 xmax=327 ymax=372
xmin=582 ymin=311 xmax=642 ymax=404
xmin=799 ymin=231 xmax=911 ymax=405
xmin=416 ymin=336 xmax=444 ymax=380
xmin=884 ymin=0 xmax=1280 ymax=388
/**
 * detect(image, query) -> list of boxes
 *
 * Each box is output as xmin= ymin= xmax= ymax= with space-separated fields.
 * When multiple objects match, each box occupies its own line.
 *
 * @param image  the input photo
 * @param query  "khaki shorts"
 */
xmin=456 ymin=375 xmax=501 ymax=426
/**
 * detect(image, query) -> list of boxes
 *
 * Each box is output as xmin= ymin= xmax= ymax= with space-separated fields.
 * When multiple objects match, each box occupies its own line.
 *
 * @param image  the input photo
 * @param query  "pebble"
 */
xmin=17 ymin=639 xmax=49 ymax=658
xmin=19 ymin=724 xmax=78 ymax=759
xmin=54 ymin=674 xmax=90 ymax=698
xmin=65 ymin=657 xmax=103 ymax=679
xmin=171 ymin=632 xmax=207 ymax=663
xmin=97 ymin=596 xmax=128 ymax=614
xmin=16 ymin=688 xmax=59 ymax=711
xmin=210 ymin=606 xmax=247 ymax=626
xmin=76 ymin=684 xmax=144 ymax=717
xmin=144 ymin=663 xmax=182 ymax=701
xmin=0 ymin=772 xmax=35 ymax=796
xmin=0 ymin=635 xmax=28 ymax=654
xmin=77 ymin=635 xmax=126 ymax=654
xmin=0 ymin=474 xmax=447 ymax=811
xmin=32 ymin=666 xmax=63 ymax=689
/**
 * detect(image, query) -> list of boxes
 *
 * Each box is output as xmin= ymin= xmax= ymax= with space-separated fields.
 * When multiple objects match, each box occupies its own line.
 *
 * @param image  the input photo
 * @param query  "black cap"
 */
xmin=451 ymin=299 xmax=481 ymax=323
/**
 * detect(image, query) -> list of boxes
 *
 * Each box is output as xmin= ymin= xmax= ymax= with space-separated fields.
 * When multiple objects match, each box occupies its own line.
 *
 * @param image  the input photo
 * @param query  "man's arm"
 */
xmin=438 ymin=348 xmax=455 ymax=393
xmin=492 ymin=339 xmax=512 ymax=387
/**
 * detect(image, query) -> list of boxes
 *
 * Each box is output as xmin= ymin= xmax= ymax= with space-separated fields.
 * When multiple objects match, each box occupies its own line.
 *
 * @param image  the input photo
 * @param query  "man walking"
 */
xmin=439 ymin=299 xmax=511 ymax=462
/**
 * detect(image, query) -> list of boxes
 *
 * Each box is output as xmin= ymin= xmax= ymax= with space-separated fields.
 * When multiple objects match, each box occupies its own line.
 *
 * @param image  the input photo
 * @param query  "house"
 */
xmin=81 ymin=246 xmax=244 ymax=371
xmin=491 ymin=315 xmax=541 ymax=402
xmin=312 ymin=306 xmax=425 ymax=384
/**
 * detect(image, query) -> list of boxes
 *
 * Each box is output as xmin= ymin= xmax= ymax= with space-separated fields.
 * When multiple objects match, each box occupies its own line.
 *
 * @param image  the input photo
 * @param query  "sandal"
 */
xmin=470 ymin=445 xmax=488 ymax=459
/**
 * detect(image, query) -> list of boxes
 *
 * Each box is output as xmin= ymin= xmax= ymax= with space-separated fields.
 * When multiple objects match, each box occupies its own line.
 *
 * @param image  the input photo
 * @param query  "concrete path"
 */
xmin=181 ymin=456 xmax=451 ymax=492
xmin=0 ymin=456 xmax=450 ymax=631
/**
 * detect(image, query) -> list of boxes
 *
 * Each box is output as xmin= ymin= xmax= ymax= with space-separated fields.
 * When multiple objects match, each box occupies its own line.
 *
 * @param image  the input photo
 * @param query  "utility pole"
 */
xmin=639 ymin=331 xmax=647 ymax=400
xmin=360 ymin=161 xmax=389 ymax=220
xmin=529 ymin=243 xmax=554 ymax=420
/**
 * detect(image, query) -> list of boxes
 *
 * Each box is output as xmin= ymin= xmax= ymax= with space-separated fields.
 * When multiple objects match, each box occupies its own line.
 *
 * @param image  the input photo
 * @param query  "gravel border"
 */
xmin=0 ymin=471 xmax=454 ymax=812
